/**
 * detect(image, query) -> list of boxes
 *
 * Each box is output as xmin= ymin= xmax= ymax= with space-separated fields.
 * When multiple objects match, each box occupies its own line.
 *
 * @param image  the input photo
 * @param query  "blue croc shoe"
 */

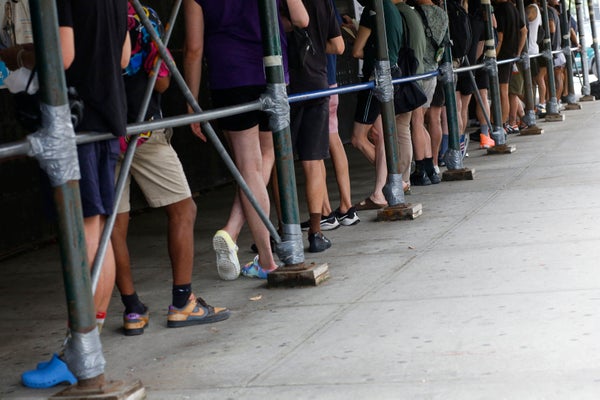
xmin=22 ymin=354 xmax=77 ymax=389
xmin=241 ymin=256 xmax=272 ymax=279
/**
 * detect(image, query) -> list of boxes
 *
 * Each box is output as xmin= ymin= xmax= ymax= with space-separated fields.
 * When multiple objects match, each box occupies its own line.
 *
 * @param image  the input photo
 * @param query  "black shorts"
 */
xmin=497 ymin=61 xmax=513 ymax=84
xmin=430 ymin=80 xmax=446 ymax=107
xmin=290 ymin=98 xmax=330 ymax=161
xmin=354 ymin=87 xmax=381 ymax=125
xmin=210 ymin=85 xmax=270 ymax=132
xmin=530 ymin=57 xmax=540 ymax=77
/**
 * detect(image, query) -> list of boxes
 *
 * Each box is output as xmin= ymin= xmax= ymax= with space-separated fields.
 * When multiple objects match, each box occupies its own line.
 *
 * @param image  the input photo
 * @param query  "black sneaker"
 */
xmin=335 ymin=207 xmax=360 ymax=226
xmin=428 ymin=170 xmax=441 ymax=184
xmin=410 ymin=169 xmax=431 ymax=186
xmin=308 ymin=231 xmax=332 ymax=253
xmin=300 ymin=212 xmax=340 ymax=231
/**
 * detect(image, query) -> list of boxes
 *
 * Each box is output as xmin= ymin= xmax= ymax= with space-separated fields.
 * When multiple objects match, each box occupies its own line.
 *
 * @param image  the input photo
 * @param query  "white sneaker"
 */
xmin=213 ymin=230 xmax=240 ymax=280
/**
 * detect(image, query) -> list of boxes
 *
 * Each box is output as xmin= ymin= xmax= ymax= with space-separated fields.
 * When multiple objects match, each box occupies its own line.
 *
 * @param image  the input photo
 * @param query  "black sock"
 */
xmin=424 ymin=157 xmax=436 ymax=175
xmin=172 ymin=284 xmax=192 ymax=309
xmin=121 ymin=292 xmax=146 ymax=315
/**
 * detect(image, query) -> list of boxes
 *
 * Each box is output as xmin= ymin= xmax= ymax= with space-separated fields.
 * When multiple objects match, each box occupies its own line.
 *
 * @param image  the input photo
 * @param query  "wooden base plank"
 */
xmin=52 ymin=379 xmax=146 ymax=400
xmin=544 ymin=113 xmax=565 ymax=122
xmin=487 ymin=144 xmax=516 ymax=154
xmin=564 ymin=103 xmax=582 ymax=110
xmin=579 ymin=95 xmax=595 ymax=102
xmin=519 ymin=126 xmax=543 ymax=135
xmin=267 ymin=262 xmax=329 ymax=287
xmin=442 ymin=168 xmax=475 ymax=181
xmin=376 ymin=203 xmax=422 ymax=221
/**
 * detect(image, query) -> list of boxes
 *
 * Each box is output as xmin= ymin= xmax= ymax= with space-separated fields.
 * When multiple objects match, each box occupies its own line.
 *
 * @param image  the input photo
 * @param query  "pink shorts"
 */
xmin=328 ymin=84 xmax=339 ymax=134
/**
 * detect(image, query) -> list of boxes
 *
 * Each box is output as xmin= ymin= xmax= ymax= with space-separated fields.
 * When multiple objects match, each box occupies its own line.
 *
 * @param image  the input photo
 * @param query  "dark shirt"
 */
xmin=289 ymin=0 xmax=341 ymax=94
xmin=57 ymin=0 xmax=128 ymax=137
xmin=494 ymin=1 xmax=525 ymax=60
xmin=359 ymin=0 xmax=403 ymax=77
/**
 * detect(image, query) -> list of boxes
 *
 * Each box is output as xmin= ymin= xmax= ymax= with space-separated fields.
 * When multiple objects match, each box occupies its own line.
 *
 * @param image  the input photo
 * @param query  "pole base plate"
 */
xmin=579 ymin=95 xmax=595 ymax=102
xmin=442 ymin=168 xmax=475 ymax=181
xmin=544 ymin=113 xmax=566 ymax=122
xmin=487 ymin=144 xmax=516 ymax=154
xmin=564 ymin=103 xmax=582 ymax=110
xmin=268 ymin=262 xmax=329 ymax=287
xmin=519 ymin=126 xmax=544 ymax=135
xmin=51 ymin=379 xmax=145 ymax=400
xmin=376 ymin=203 xmax=422 ymax=221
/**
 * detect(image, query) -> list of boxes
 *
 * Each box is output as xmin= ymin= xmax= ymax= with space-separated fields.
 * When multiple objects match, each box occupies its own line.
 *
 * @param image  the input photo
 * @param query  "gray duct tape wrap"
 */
xmin=444 ymin=148 xmax=463 ymax=170
xmin=543 ymin=48 xmax=553 ymax=61
xmin=484 ymin=57 xmax=498 ymax=77
xmin=374 ymin=60 xmax=393 ymax=103
xmin=382 ymin=173 xmax=405 ymax=206
xmin=27 ymin=103 xmax=80 ymax=187
xmin=260 ymin=83 xmax=290 ymax=132
xmin=439 ymin=61 xmax=454 ymax=84
xmin=63 ymin=329 xmax=105 ymax=380
xmin=520 ymin=52 xmax=530 ymax=71
xmin=275 ymin=223 xmax=304 ymax=265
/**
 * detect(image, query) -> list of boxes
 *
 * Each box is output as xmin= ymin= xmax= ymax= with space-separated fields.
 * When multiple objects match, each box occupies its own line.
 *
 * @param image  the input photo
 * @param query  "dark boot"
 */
xmin=410 ymin=160 xmax=431 ymax=186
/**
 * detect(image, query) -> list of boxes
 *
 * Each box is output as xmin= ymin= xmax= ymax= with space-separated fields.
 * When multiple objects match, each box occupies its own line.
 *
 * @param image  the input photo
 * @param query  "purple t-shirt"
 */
xmin=196 ymin=0 xmax=288 ymax=89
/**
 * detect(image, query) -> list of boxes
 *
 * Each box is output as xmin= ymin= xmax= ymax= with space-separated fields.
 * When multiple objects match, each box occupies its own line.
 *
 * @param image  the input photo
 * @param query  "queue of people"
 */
xmin=0 ymin=0 xmax=578 ymax=390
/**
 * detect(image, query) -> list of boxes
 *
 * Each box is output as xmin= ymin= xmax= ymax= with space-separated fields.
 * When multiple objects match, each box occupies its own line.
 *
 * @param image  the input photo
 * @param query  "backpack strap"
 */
xmin=399 ymin=11 xmax=410 ymax=50
xmin=414 ymin=5 xmax=439 ymax=50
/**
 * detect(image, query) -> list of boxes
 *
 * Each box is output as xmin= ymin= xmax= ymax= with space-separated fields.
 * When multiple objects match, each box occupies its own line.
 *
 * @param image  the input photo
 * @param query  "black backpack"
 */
xmin=446 ymin=0 xmax=472 ymax=59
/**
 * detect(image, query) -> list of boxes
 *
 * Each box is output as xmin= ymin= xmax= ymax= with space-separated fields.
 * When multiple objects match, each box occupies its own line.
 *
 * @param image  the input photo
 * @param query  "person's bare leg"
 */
xmin=351 ymin=121 xmax=376 ymax=164
xmin=426 ymin=106 xmax=443 ymax=168
xmin=229 ymin=126 xmax=277 ymax=270
xmin=328 ymin=131 xmax=353 ymax=213
xmin=165 ymin=197 xmax=197 ymax=285
xmin=370 ymin=116 xmax=387 ymax=204
xmin=302 ymin=159 xmax=326 ymax=234
xmin=113 ymin=212 xmax=134 ymax=296
xmin=85 ymin=215 xmax=116 ymax=315
xmin=411 ymin=106 xmax=429 ymax=161
xmin=500 ymin=82 xmax=510 ymax=124
xmin=536 ymin=67 xmax=547 ymax=104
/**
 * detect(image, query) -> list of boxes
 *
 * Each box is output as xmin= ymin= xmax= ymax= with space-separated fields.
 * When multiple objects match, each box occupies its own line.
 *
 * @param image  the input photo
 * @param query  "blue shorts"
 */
xmin=78 ymin=139 xmax=119 ymax=218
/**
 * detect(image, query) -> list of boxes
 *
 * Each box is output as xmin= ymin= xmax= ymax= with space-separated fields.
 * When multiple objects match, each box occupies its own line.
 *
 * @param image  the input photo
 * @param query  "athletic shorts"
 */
xmin=354 ymin=84 xmax=381 ymax=125
xmin=329 ymin=84 xmax=339 ymax=134
xmin=509 ymin=66 xmax=524 ymax=96
xmin=530 ymin=57 xmax=540 ymax=77
xmin=211 ymin=85 xmax=270 ymax=132
xmin=291 ymin=98 xmax=330 ymax=161
xmin=421 ymin=77 xmax=437 ymax=108
xmin=498 ymin=61 xmax=513 ymax=84
xmin=430 ymin=79 xmax=446 ymax=107
xmin=116 ymin=128 xmax=191 ymax=214
xmin=78 ymin=139 xmax=120 ymax=218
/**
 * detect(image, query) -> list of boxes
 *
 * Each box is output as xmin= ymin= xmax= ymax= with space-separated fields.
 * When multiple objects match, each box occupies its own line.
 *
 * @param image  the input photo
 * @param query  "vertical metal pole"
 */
xmin=586 ymin=0 xmax=600 ymax=77
xmin=560 ymin=0 xmax=578 ymax=103
xmin=440 ymin=40 xmax=463 ymax=169
xmin=482 ymin=0 xmax=506 ymax=144
xmin=516 ymin=0 xmax=539 ymax=126
xmin=29 ymin=0 xmax=104 ymax=383
xmin=541 ymin=0 xmax=560 ymax=114
xmin=257 ymin=0 xmax=304 ymax=264
xmin=575 ymin=0 xmax=591 ymax=96
xmin=373 ymin=0 xmax=404 ymax=205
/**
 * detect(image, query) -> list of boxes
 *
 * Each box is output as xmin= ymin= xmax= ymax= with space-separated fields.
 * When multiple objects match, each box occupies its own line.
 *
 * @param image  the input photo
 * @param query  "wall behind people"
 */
xmin=0 ymin=0 xmax=360 ymax=258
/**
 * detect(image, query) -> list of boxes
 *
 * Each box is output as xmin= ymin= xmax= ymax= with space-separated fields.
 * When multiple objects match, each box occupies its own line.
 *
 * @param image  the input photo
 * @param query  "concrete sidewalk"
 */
xmin=2 ymin=99 xmax=600 ymax=399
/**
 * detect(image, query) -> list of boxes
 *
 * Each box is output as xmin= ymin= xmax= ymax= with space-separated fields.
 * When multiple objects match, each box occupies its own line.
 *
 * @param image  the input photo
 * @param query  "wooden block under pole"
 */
xmin=442 ymin=167 xmax=475 ymax=181
xmin=579 ymin=95 xmax=595 ymax=102
xmin=519 ymin=126 xmax=544 ymax=135
xmin=267 ymin=262 xmax=329 ymax=287
xmin=564 ymin=103 xmax=582 ymax=110
xmin=544 ymin=113 xmax=565 ymax=122
xmin=52 ymin=379 xmax=146 ymax=400
xmin=376 ymin=202 xmax=422 ymax=221
xmin=487 ymin=144 xmax=516 ymax=154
